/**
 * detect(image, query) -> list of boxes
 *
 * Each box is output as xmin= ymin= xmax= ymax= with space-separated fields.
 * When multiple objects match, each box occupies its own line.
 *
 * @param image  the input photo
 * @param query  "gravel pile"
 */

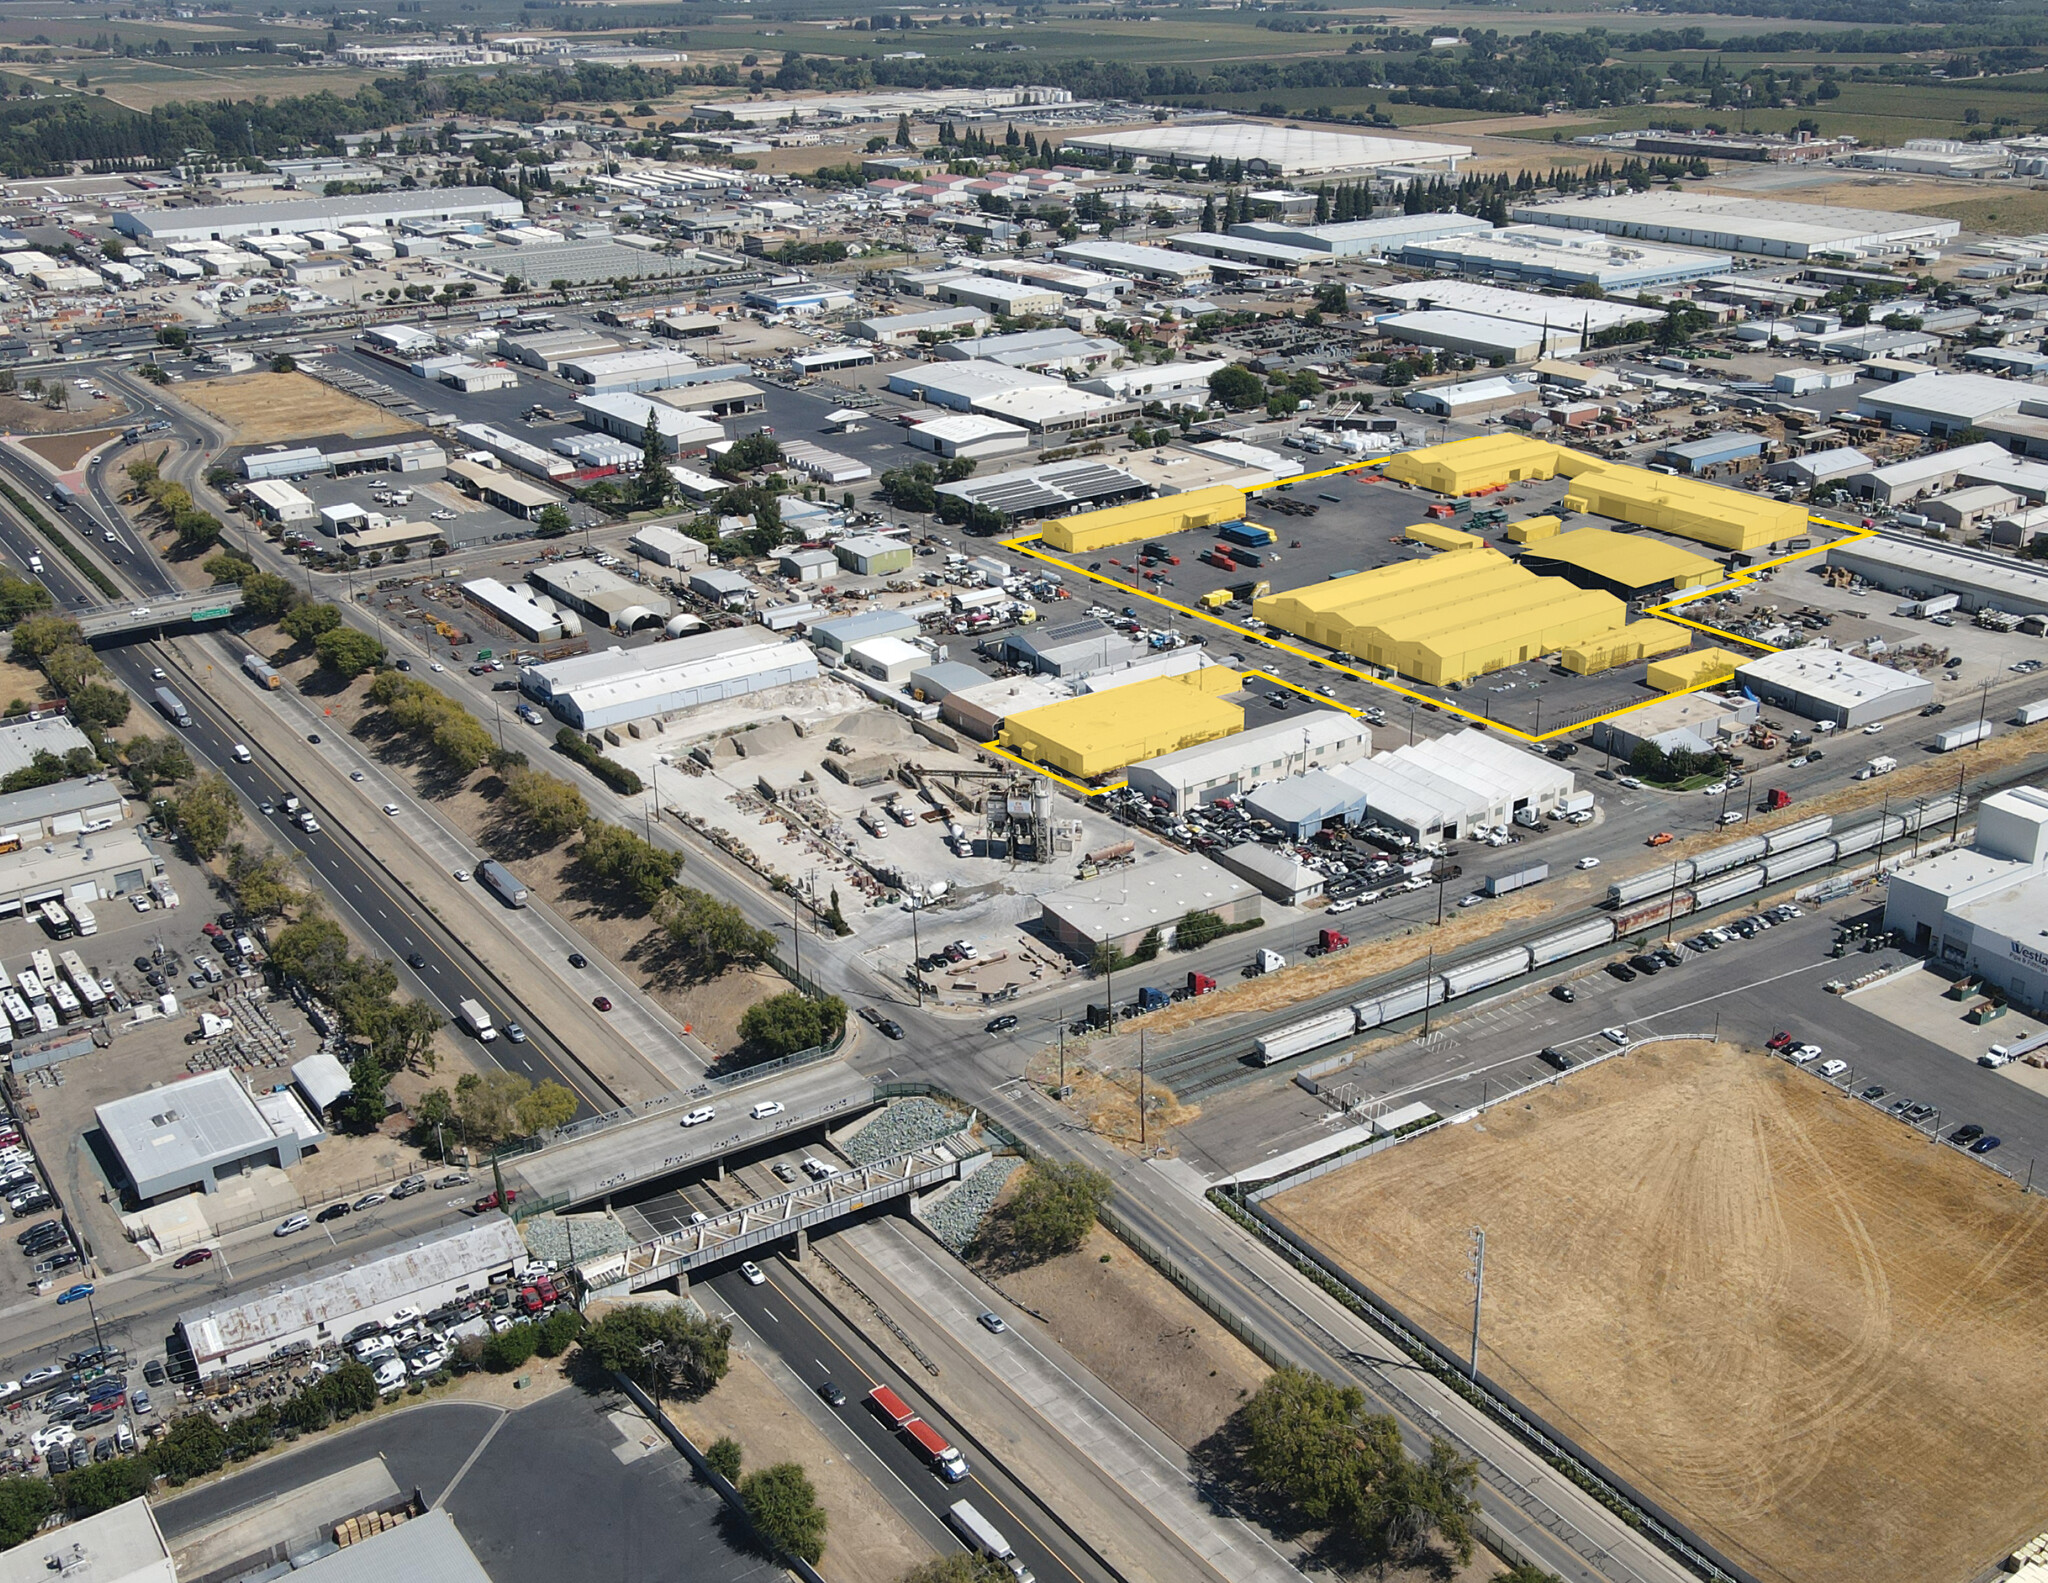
xmin=523 ymin=1212 xmax=633 ymax=1266
xmin=922 ymin=1156 xmax=1019 ymax=1253
xmin=843 ymin=1096 xmax=972 ymax=1165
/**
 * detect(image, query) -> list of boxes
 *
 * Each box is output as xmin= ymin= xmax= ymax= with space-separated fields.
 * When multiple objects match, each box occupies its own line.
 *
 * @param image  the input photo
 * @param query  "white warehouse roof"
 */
xmin=114 ymin=187 xmax=521 ymax=243
xmin=1510 ymin=192 xmax=1960 ymax=259
xmin=1063 ymin=122 xmax=1469 ymax=176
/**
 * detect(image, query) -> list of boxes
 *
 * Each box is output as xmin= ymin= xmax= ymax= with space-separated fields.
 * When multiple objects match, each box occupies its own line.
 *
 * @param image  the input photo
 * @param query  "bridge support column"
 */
xmin=673 ymin=1269 xmax=690 ymax=1298
xmin=715 ymin=1156 xmax=726 ymax=1182
xmin=793 ymin=1226 xmax=809 ymax=1267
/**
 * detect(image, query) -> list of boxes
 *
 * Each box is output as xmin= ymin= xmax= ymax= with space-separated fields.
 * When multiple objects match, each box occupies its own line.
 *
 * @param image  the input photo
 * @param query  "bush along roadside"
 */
xmin=0 ymin=480 xmax=119 ymax=599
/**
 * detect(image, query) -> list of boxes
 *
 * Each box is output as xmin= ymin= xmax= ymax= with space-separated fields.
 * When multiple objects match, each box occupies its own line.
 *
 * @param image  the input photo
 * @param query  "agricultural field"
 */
xmin=1266 ymin=1040 xmax=2048 ymax=1583
xmin=171 ymin=372 xmax=419 ymax=449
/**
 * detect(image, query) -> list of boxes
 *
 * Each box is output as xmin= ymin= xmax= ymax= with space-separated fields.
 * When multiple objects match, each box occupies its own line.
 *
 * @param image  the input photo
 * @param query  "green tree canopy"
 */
xmin=575 ymin=820 xmax=679 ymax=909
xmin=1003 ymin=1160 xmax=1112 ymax=1261
xmin=578 ymin=1304 xmax=732 ymax=1399
xmin=1208 ymin=363 xmax=1265 ymax=411
xmin=738 ymin=1463 xmax=827 ymax=1564
xmin=167 ymin=772 xmax=242 ymax=861
xmin=315 ymin=624 xmax=384 ymax=679
xmin=738 ymin=992 xmax=846 ymax=1058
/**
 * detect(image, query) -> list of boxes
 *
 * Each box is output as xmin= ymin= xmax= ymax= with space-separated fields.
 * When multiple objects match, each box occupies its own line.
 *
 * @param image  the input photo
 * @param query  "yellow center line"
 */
xmin=993 ymin=462 xmax=1877 ymax=796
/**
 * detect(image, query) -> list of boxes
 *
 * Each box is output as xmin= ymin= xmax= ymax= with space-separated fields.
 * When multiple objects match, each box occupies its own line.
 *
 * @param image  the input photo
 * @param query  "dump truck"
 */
xmin=901 ymin=1417 xmax=969 ymax=1481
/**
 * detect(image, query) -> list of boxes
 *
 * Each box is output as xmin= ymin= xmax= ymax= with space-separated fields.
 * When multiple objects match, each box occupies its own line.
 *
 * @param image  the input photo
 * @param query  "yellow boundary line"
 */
xmin=987 ymin=454 xmax=1879 ymax=794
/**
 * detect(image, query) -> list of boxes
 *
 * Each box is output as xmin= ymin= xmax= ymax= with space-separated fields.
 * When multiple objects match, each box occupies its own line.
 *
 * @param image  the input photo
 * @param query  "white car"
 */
xmin=1575 ymin=857 xmax=1600 ymax=870
xmin=681 ymin=1107 xmax=716 ymax=1128
xmin=1862 ymin=722 xmax=1884 ymax=735
xmin=1326 ymin=898 xmax=1357 ymax=913
xmin=388 ymin=1307 xmax=420 ymax=1325
xmin=383 ymin=803 xmax=399 ymax=816
xmin=739 ymin=1260 xmax=765 ymax=1286
xmin=1601 ymin=1027 xmax=1629 ymax=1046
xmin=274 ymin=1214 xmax=309 ymax=1237
xmin=1791 ymin=1044 xmax=1823 ymax=1064
xmin=750 ymin=1101 xmax=785 ymax=1120
xmin=1818 ymin=1059 xmax=1848 ymax=1078
xmin=431 ymin=509 xmax=455 ymax=521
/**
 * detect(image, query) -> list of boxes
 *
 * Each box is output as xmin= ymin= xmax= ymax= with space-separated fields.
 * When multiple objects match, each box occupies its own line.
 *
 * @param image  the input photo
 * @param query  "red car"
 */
xmin=592 ymin=995 xmax=612 ymax=1012
xmin=172 ymin=1248 xmax=214 ymax=1269
xmin=473 ymin=1189 xmax=519 ymax=1213
xmin=1765 ymin=1031 xmax=1795 ymax=1051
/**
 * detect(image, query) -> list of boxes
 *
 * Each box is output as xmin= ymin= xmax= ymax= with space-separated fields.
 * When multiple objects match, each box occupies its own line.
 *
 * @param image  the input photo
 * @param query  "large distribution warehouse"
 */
xmin=1060 ymin=122 xmax=1470 ymax=177
xmin=1517 ymin=528 xmax=1724 ymax=599
xmin=1038 ymin=484 xmax=1247 ymax=553
xmin=1508 ymin=192 xmax=1959 ymax=259
xmin=999 ymin=669 xmax=1244 ymax=779
xmin=1125 ymin=712 xmax=1370 ymax=812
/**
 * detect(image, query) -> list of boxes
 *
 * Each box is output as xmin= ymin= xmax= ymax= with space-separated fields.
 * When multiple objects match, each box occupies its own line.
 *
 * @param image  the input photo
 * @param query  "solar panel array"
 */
xmin=945 ymin=459 xmax=1145 ymax=519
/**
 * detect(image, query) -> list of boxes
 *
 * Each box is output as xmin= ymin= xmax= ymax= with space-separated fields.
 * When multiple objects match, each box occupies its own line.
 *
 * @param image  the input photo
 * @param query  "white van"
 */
xmin=230 ymin=744 xmax=251 ymax=763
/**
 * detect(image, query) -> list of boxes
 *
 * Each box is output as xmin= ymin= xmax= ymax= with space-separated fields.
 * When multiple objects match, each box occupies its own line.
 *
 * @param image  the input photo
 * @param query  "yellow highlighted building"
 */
xmin=1518 ymin=528 xmax=1724 ymax=596
xmin=1559 ymin=619 xmax=1692 ymax=676
xmin=1382 ymin=434 xmax=1562 ymax=496
xmin=1404 ymin=521 xmax=1486 ymax=552
xmin=1559 ymin=463 xmax=1802 ymax=555
xmin=1255 ymin=549 xmax=1627 ymax=687
xmin=1504 ymin=514 xmax=1563 ymax=544
xmin=1039 ymin=484 xmax=1247 ymax=554
xmin=998 ymin=670 xmax=1245 ymax=779
xmin=1647 ymin=647 xmax=1749 ymax=692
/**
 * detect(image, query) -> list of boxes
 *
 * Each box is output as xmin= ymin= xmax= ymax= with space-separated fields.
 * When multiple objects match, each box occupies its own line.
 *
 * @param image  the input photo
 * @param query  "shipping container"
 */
xmin=1526 ymin=917 xmax=1617 ymax=967
xmin=1763 ymin=816 xmax=1834 ymax=855
xmin=1904 ymin=593 xmax=1960 ymax=619
xmin=1933 ymin=719 xmax=1993 ymax=752
xmin=1690 ymin=866 xmax=1764 ymax=907
xmin=1255 ymin=1009 xmax=1356 ymax=1065
xmin=1484 ymin=862 xmax=1550 ymax=898
xmin=1440 ymin=947 xmax=1533 ymax=998
xmin=2015 ymin=698 xmax=2048 ymax=727
xmin=1220 ymin=522 xmax=1277 ymax=548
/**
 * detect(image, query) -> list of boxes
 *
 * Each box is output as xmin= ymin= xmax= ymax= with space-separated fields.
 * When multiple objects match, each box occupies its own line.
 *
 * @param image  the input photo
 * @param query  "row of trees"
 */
xmin=125 ymin=456 xmax=225 ymax=554
xmin=366 ymin=670 xmax=497 ymax=777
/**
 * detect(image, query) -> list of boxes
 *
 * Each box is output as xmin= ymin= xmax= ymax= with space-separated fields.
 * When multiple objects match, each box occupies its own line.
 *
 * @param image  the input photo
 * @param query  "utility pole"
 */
xmin=1467 ymin=1227 xmax=1486 ymax=1380
xmin=910 ymin=899 xmax=922 ymax=1007
xmin=790 ymin=886 xmax=803 ymax=993
xmin=1138 ymin=1028 xmax=1147 ymax=1151
xmin=1421 ymin=944 xmax=1437 ymax=1035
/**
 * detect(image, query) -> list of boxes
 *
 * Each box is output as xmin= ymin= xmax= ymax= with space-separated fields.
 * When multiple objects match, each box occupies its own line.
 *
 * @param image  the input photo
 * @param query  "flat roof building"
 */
xmin=524 ymin=631 xmax=818 ymax=731
xmin=1591 ymin=690 xmax=1759 ymax=760
xmin=1824 ymin=533 xmax=2048 ymax=618
xmin=1378 ymin=309 xmax=1578 ymax=364
xmin=1510 ymin=192 xmax=1960 ymax=260
xmin=1884 ymin=786 xmax=2048 ymax=1012
xmin=834 ymin=535 xmax=914 ymax=576
xmin=1854 ymin=374 xmax=2031 ymax=438
xmin=1051 ymin=240 xmax=1214 ymax=285
xmin=906 ymin=413 xmax=1031 ymax=460
xmin=628 ymin=523 xmax=709 ymax=569
xmin=529 ymin=561 xmax=672 ymax=634
xmin=97 ymin=1068 xmax=323 ymax=1204
xmin=1000 ymin=669 xmax=1245 ymax=779
xmin=1063 ymin=122 xmax=1468 ymax=177
xmin=856 ymin=306 xmax=992 ymax=345
xmin=1394 ymin=224 xmax=1730 ymax=290
xmin=0 ymin=1498 xmax=171 ymax=1583
xmin=1039 ymin=851 xmax=1261 ymax=956
xmin=558 ymin=347 xmax=702 ymax=394
xmin=0 ymin=713 xmax=94 ymax=781
xmin=1735 ymin=645 xmax=1934 ymax=727
xmin=575 ymin=393 xmax=726 ymax=455
xmin=1232 ymin=213 xmax=1490 ymax=258
xmin=1517 ymin=528 xmax=1723 ymax=598
xmin=112 ymin=187 xmax=521 ymax=243
xmin=1126 ymin=711 xmax=1369 ymax=812
xmin=178 ymin=1220 xmax=525 ymax=1378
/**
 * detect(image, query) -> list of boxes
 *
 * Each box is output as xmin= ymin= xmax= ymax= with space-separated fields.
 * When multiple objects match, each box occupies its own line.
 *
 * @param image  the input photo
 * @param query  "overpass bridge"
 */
xmin=80 ymin=589 xmax=245 ymax=644
xmin=577 ymin=1142 xmax=985 ymax=1296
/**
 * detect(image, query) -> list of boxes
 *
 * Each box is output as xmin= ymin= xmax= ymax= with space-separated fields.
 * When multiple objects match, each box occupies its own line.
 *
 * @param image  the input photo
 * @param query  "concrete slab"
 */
xmin=170 ymin=1457 xmax=401 ymax=1578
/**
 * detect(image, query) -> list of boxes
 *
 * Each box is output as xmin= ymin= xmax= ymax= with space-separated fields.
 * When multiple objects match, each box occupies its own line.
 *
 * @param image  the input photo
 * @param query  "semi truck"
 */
xmin=152 ymin=687 xmax=192 ymax=728
xmin=456 ymin=998 xmax=498 ymax=1042
xmin=475 ymin=860 xmax=530 ymax=908
xmin=241 ymin=652 xmax=282 ymax=690
xmin=947 ymin=1501 xmax=1032 ymax=1583
xmin=1484 ymin=863 xmax=1550 ymax=898
xmin=901 ymin=1417 xmax=969 ymax=1481
xmin=1932 ymin=719 xmax=1993 ymax=752
xmin=867 ymin=1385 xmax=916 ymax=1429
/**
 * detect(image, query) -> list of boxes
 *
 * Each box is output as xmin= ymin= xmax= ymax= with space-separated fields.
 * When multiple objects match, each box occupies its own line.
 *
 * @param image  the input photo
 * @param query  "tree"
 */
xmin=515 ymin=1079 xmax=578 ymax=1135
xmin=1313 ymin=281 xmax=1347 ymax=318
xmin=226 ymin=846 xmax=309 ymax=918
xmin=504 ymin=766 xmax=589 ymax=844
xmin=204 ymin=551 xmax=257 ymax=584
xmin=167 ymin=772 xmax=242 ymax=861
xmin=1004 ymin=1160 xmax=1112 ymax=1260
xmin=174 ymin=511 xmax=222 ymax=552
xmin=578 ymin=1305 xmax=732 ymax=1399
xmin=738 ymin=992 xmax=846 ymax=1058
xmin=535 ymin=1305 xmax=585 ymax=1357
xmin=1496 ymin=1564 xmax=1563 ymax=1583
xmin=151 ymin=1414 xmax=228 ymax=1482
xmin=738 ymin=1463 xmax=827 ymax=1564
xmin=894 ymin=111 xmax=912 ymax=147
xmin=9 ymin=613 xmax=81 ymax=666
xmin=270 ymin=353 xmax=297 ymax=374
xmin=706 ymin=1436 xmax=743 ymax=1483
xmin=55 ymin=1454 xmax=157 ymax=1516
xmin=0 ymin=1476 xmax=56 ymax=1548
xmin=535 ymin=502 xmax=573 ymax=539
xmin=575 ymin=820 xmax=679 ymax=909
xmin=482 ymin=1322 xmax=540 ymax=1372
xmin=69 ymin=680 xmax=130 ymax=732
xmin=279 ymin=601 xmax=342 ymax=645
xmin=454 ymin=1069 xmax=530 ymax=1143
xmin=0 ymin=570 xmax=51 ymax=624
xmin=239 ymin=571 xmax=299 ymax=623
xmin=1175 ymin=908 xmax=1226 ymax=950
xmin=122 ymin=734 xmax=193 ymax=796
xmin=432 ymin=709 xmax=496 ymax=775
xmin=315 ymin=625 xmax=384 ymax=679
xmin=654 ymin=887 xmax=775 ymax=974
xmin=1208 ymin=364 xmax=1265 ymax=411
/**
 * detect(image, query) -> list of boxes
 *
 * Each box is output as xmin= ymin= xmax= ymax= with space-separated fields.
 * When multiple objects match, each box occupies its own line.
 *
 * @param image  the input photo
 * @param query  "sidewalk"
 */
xmin=833 ymin=1217 xmax=1306 ymax=1583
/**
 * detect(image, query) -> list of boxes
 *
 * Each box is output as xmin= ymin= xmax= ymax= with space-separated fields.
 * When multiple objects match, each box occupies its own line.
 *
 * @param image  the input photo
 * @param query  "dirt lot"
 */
xmin=1267 ymin=1040 xmax=2048 ymax=1583
xmin=0 ymin=657 xmax=52 ymax=712
xmin=173 ymin=372 xmax=419 ymax=447
xmin=20 ymin=427 xmax=123 ymax=471
xmin=986 ymin=1222 xmax=1268 ymax=1450
xmin=0 ymin=389 xmax=135 ymax=436
xmin=663 ymin=1345 xmax=933 ymax=1583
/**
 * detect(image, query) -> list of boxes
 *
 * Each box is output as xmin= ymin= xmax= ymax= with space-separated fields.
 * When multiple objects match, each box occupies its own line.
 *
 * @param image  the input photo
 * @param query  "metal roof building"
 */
xmin=1242 ymin=767 xmax=1372 ymax=839
xmin=111 ymin=186 xmax=522 ymax=243
xmin=1823 ymin=533 xmax=2048 ymax=618
xmin=462 ymin=576 xmax=567 ymax=641
xmin=1854 ymin=374 xmax=2032 ymax=438
xmin=97 ymin=1068 xmax=322 ymax=1204
xmin=1517 ymin=528 xmax=1723 ymax=598
xmin=937 ymin=458 xmax=1150 ymax=520
xmin=1051 ymin=240 xmax=1214 ymax=285
xmin=1062 ymin=122 xmax=1469 ymax=177
xmin=1735 ymin=646 xmax=1934 ymax=727
xmin=1377 ymin=309 xmax=1578 ymax=364
xmin=1231 ymin=213 xmax=1491 ymax=258
xmin=1509 ymin=192 xmax=1959 ymax=260
xmin=177 ymin=1220 xmax=526 ymax=1377
xmin=0 ymin=714 xmax=93 ymax=781
xmin=1126 ymin=711 xmax=1370 ymax=812
xmin=810 ymin=608 xmax=919 ymax=654
xmin=1654 ymin=432 xmax=1766 ymax=475
xmin=1000 ymin=617 xmax=1150 ymax=679
xmin=292 ymin=1510 xmax=493 ymax=1583
xmin=528 ymin=561 xmax=672 ymax=634
xmin=0 ymin=1498 xmax=171 ymax=1583
xmin=1392 ymin=224 xmax=1730 ymax=290
xmin=1336 ymin=730 xmax=1576 ymax=844
xmin=999 ymin=669 xmax=1245 ymax=779
xmin=523 ymin=631 xmax=817 ymax=730
xmin=1038 ymin=851 xmax=1262 ymax=955
xmin=558 ymin=347 xmax=702 ymax=394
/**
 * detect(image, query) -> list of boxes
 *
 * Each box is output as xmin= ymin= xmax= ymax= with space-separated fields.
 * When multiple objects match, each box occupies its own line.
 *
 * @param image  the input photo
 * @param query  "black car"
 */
xmin=1550 ymin=984 xmax=1576 ymax=1003
xmin=1859 ymin=1085 xmax=1888 ymax=1102
xmin=315 ymin=1202 xmax=351 ymax=1223
xmin=985 ymin=1014 xmax=1019 ymax=1034
xmin=1540 ymin=1046 xmax=1574 ymax=1071
xmin=1606 ymin=961 xmax=1638 ymax=982
xmin=406 ymin=952 xmax=428 ymax=970
xmin=1628 ymin=953 xmax=1665 ymax=976
xmin=15 ymin=1220 xmax=56 ymax=1245
xmin=131 ymin=956 xmax=151 ymax=974
xmin=1952 ymin=1123 xmax=1986 ymax=1147
xmin=142 ymin=1359 xmax=167 ymax=1387
xmin=878 ymin=1020 xmax=905 ymax=1040
xmin=567 ymin=952 xmax=587 ymax=969
xmin=817 ymin=1381 xmax=847 ymax=1407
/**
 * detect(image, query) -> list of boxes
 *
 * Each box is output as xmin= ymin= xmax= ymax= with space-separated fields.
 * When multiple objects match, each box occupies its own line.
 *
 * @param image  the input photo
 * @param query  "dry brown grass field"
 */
xmin=173 ymin=372 xmax=417 ymax=447
xmin=1268 ymin=1040 xmax=2048 ymax=1583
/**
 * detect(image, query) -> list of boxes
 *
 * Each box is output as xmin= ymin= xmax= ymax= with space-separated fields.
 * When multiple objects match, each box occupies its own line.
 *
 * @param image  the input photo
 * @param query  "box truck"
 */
xmin=457 ymin=999 xmax=498 ymax=1042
